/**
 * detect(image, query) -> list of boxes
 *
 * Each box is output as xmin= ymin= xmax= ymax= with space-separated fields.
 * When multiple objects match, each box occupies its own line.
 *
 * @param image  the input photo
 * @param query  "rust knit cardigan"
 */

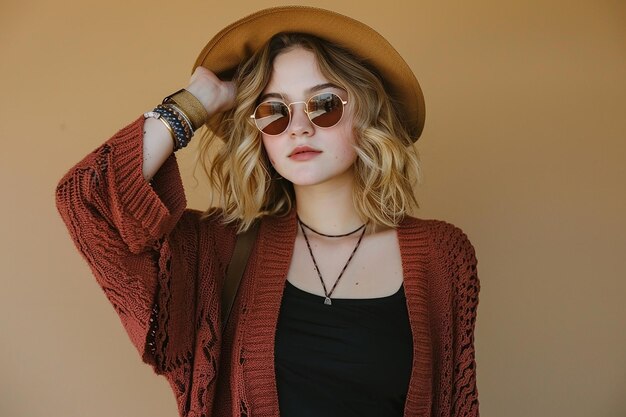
xmin=55 ymin=116 xmax=480 ymax=417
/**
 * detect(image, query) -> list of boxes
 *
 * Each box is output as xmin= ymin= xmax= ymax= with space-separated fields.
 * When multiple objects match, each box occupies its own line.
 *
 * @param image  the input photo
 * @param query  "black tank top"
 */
xmin=274 ymin=280 xmax=413 ymax=417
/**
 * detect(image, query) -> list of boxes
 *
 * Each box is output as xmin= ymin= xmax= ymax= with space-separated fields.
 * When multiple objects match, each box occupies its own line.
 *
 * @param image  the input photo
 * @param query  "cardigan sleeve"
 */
xmin=54 ymin=116 xmax=190 ymax=373
xmin=449 ymin=226 xmax=480 ymax=416
xmin=428 ymin=220 xmax=480 ymax=417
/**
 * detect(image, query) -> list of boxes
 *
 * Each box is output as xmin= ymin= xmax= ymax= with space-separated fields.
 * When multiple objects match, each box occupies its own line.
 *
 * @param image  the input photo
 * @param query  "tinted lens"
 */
xmin=307 ymin=93 xmax=344 ymax=128
xmin=253 ymin=101 xmax=290 ymax=135
xmin=253 ymin=93 xmax=345 ymax=135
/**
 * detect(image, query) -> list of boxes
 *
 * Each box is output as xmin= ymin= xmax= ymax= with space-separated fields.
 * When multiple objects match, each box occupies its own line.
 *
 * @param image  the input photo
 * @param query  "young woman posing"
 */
xmin=56 ymin=6 xmax=480 ymax=417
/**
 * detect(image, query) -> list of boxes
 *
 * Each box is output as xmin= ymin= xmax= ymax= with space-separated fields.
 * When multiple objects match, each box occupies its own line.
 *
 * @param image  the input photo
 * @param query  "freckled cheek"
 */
xmin=338 ymin=142 xmax=358 ymax=162
xmin=339 ymin=118 xmax=358 ymax=161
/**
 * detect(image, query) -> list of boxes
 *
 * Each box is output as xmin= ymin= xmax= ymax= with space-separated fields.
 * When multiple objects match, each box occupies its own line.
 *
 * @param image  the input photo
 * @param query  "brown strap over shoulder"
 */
xmin=221 ymin=220 xmax=260 ymax=329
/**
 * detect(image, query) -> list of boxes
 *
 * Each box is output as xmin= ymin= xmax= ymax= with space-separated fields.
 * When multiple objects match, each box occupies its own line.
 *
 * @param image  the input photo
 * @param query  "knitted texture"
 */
xmin=56 ymin=116 xmax=480 ymax=417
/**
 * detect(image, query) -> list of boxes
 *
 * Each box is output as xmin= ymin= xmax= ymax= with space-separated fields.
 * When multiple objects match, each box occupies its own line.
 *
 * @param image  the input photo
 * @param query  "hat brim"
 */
xmin=193 ymin=6 xmax=425 ymax=141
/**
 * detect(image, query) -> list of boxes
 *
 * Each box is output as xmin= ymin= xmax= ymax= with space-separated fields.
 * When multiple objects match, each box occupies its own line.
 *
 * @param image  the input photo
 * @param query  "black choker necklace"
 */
xmin=296 ymin=215 xmax=365 ymax=238
xmin=296 ymin=216 xmax=367 ymax=305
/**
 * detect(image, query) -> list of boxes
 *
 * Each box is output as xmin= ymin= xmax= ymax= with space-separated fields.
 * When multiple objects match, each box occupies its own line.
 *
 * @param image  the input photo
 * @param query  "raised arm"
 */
xmin=54 ymin=66 xmax=236 ymax=372
xmin=142 ymin=66 xmax=236 ymax=181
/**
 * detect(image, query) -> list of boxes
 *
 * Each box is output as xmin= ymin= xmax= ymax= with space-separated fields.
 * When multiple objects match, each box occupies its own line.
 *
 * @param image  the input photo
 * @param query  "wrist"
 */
xmin=162 ymin=89 xmax=209 ymax=131
xmin=185 ymin=84 xmax=217 ymax=115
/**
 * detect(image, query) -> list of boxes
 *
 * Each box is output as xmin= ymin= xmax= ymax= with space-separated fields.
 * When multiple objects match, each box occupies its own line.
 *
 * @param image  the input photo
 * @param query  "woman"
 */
xmin=56 ymin=6 xmax=480 ymax=417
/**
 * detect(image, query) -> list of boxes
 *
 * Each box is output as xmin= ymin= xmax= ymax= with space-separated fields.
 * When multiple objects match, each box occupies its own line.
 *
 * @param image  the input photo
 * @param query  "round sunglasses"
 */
xmin=250 ymin=92 xmax=348 ymax=136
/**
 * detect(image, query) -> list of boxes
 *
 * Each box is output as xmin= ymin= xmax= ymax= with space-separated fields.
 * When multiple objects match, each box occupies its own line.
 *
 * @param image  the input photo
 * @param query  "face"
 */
xmin=259 ymin=47 xmax=357 ymax=189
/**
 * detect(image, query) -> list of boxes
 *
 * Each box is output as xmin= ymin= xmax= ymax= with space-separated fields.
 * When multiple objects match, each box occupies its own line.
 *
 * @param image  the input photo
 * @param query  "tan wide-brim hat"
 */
xmin=193 ymin=5 xmax=425 ymax=142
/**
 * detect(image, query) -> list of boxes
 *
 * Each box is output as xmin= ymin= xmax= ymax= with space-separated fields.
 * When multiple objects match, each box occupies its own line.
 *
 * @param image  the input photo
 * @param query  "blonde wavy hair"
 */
xmin=196 ymin=33 xmax=421 ymax=232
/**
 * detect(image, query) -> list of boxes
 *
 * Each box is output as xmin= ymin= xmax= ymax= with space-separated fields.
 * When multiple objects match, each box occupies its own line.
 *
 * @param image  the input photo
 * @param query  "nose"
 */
xmin=287 ymin=102 xmax=314 ymax=137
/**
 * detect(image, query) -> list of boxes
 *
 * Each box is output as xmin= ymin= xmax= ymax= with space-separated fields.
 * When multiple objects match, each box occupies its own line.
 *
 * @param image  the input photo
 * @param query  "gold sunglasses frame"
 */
xmin=249 ymin=92 xmax=348 ymax=136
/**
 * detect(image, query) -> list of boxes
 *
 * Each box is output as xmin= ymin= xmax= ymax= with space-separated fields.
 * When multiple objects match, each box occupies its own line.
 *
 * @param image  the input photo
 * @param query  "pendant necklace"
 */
xmin=296 ymin=215 xmax=367 ymax=305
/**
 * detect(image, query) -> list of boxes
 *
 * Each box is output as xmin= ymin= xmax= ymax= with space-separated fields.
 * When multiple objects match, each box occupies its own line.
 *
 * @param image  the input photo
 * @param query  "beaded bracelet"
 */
xmin=152 ymin=104 xmax=193 ymax=151
xmin=144 ymin=110 xmax=175 ymax=140
xmin=163 ymin=102 xmax=194 ymax=136
xmin=144 ymin=88 xmax=207 ymax=151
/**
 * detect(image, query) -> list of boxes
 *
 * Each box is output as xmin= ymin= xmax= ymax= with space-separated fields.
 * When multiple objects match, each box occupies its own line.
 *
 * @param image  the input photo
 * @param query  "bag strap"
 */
xmin=221 ymin=220 xmax=260 ymax=329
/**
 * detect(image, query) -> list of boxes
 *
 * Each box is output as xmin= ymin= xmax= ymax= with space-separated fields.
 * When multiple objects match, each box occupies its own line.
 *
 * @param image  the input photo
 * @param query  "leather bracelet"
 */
xmin=162 ymin=89 xmax=209 ymax=131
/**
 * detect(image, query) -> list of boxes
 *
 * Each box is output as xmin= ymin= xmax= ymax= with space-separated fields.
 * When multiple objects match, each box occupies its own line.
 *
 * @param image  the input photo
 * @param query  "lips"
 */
xmin=289 ymin=146 xmax=322 ymax=160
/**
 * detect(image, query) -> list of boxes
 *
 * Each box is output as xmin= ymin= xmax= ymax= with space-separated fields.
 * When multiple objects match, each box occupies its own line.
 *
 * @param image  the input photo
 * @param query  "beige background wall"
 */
xmin=1 ymin=0 xmax=625 ymax=416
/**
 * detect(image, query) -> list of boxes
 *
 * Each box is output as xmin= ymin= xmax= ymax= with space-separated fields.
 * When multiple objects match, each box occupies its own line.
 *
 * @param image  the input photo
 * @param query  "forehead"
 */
xmin=263 ymin=47 xmax=331 ymax=99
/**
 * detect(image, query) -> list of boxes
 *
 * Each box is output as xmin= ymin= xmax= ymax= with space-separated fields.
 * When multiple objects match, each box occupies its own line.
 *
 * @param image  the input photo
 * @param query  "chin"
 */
xmin=275 ymin=159 xmax=357 ymax=188
xmin=283 ymin=175 xmax=327 ymax=187
xmin=283 ymin=169 xmax=354 ymax=188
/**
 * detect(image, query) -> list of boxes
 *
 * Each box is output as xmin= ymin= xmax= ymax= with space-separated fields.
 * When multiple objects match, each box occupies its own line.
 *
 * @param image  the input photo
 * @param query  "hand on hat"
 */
xmin=186 ymin=66 xmax=236 ymax=116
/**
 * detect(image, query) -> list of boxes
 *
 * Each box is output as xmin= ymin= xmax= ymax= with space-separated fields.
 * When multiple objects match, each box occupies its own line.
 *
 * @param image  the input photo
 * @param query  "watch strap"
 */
xmin=162 ymin=89 xmax=209 ymax=131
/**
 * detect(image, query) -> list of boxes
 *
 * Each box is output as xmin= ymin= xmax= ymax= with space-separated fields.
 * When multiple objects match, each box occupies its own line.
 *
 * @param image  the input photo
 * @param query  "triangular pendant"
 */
xmin=324 ymin=297 xmax=332 ymax=305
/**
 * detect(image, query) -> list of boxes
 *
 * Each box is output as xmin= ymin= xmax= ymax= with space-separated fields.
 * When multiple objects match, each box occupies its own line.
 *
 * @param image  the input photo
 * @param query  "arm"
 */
xmin=55 ymin=67 xmax=236 ymax=372
xmin=450 ymin=227 xmax=480 ymax=416
xmin=55 ymin=116 xmax=188 ymax=371
xmin=143 ymin=66 xmax=236 ymax=181
xmin=429 ymin=221 xmax=480 ymax=417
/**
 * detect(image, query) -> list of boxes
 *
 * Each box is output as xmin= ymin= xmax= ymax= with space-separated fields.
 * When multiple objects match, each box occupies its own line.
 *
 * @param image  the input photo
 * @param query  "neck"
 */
xmin=294 ymin=177 xmax=364 ymax=236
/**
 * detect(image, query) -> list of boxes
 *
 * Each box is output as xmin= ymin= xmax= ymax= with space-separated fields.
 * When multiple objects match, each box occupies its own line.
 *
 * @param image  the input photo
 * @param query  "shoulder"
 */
xmin=399 ymin=215 xmax=477 ymax=266
xmin=399 ymin=215 xmax=474 ymax=248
